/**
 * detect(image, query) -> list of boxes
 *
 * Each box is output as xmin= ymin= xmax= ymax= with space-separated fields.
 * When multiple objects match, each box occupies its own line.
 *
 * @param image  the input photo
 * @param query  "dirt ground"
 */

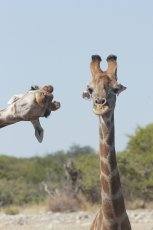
xmin=0 ymin=210 xmax=153 ymax=230
xmin=1 ymin=223 xmax=153 ymax=230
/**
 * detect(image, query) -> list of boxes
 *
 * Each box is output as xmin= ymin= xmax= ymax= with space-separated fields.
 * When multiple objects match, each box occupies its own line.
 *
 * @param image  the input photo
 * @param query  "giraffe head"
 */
xmin=83 ymin=54 xmax=126 ymax=116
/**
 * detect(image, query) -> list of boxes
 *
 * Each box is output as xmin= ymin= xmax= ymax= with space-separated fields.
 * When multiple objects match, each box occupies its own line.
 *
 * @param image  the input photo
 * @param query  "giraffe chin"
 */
xmin=93 ymin=104 xmax=110 ymax=115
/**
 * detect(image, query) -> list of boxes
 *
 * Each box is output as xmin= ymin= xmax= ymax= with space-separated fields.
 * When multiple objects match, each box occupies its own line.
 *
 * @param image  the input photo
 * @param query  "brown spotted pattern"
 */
xmin=83 ymin=55 xmax=131 ymax=230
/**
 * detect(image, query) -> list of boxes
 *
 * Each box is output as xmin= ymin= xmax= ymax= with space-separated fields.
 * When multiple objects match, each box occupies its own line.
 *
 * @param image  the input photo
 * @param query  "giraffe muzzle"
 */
xmin=93 ymin=98 xmax=109 ymax=115
xmin=94 ymin=98 xmax=106 ymax=105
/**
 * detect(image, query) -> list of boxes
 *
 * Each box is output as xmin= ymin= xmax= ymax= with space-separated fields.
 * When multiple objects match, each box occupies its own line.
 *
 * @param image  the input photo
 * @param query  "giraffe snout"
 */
xmin=95 ymin=98 xmax=107 ymax=105
xmin=93 ymin=98 xmax=109 ymax=115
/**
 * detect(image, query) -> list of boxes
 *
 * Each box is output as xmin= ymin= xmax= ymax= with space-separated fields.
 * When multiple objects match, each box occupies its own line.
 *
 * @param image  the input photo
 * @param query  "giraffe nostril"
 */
xmin=95 ymin=98 xmax=106 ymax=105
xmin=101 ymin=98 xmax=107 ymax=105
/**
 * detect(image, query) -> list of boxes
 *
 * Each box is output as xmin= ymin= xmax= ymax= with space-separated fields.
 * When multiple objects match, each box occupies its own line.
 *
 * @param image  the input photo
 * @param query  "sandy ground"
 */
xmin=0 ymin=210 xmax=153 ymax=230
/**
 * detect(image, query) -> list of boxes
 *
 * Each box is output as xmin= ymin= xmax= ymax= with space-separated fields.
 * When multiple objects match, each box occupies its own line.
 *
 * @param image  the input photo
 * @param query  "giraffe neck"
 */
xmin=0 ymin=109 xmax=8 ymax=122
xmin=0 ymin=106 xmax=18 ymax=128
xmin=99 ymin=112 xmax=128 ymax=225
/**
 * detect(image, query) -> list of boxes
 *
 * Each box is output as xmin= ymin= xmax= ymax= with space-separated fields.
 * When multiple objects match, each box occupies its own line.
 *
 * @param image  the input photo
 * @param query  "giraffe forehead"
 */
xmin=93 ymin=75 xmax=111 ymax=91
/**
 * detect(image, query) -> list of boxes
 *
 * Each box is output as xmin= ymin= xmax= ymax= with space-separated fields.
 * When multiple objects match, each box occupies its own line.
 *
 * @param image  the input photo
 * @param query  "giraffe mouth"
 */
xmin=93 ymin=103 xmax=110 ymax=115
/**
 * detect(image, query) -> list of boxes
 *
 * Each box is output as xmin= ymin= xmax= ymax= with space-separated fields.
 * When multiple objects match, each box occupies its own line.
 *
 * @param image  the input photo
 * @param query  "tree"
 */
xmin=67 ymin=144 xmax=95 ymax=157
xmin=127 ymin=124 xmax=153 ymax=154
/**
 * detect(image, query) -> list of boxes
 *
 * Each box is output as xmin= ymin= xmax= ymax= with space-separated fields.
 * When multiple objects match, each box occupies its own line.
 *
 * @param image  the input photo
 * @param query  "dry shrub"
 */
xmin=47 ymin=186 xmax=88 ymax=212
xmin=48 ymin=193 xmax=81 ymax=212
xmin=4 ymin=206 xmax=20 ymax=215
xmin=126 ymin=199 xmax=146 ymax=210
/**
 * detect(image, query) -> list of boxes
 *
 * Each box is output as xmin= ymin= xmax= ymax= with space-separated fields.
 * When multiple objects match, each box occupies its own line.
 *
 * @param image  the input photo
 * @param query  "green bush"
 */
xmin=127 ymin=124 xmax=153 ymax=154
xmin=118 ymin=151 xmax=153 ymax=201
xmin=74 ymin=153 xmax=100 ymax=202
xmin=0 ymin=127 xmax=153 ymax=209
xmin=118 ymin=123 xmax=153 ymax=201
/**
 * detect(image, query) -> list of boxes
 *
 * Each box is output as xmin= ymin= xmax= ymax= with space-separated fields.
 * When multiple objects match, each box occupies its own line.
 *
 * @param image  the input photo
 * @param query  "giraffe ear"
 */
xmin=112 ymin=83 xmax=127 ymax=95
xmin=31 ymin=85 xmax=39 ymax=90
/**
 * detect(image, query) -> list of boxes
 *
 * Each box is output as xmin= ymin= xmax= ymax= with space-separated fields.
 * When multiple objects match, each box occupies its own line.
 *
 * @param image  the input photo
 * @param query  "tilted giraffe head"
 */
xmin=83 ymin=54 xmax=126 ymax=116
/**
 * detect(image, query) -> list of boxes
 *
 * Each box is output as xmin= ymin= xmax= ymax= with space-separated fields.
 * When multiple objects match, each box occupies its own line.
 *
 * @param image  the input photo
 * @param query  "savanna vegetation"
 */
xmin=0 ymin=123 xmax=153 ymax=210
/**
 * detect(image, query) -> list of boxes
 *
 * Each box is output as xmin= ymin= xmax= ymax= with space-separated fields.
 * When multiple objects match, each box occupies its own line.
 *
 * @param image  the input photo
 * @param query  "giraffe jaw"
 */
xmin=93 ymin=104 xmax=110 ymax=115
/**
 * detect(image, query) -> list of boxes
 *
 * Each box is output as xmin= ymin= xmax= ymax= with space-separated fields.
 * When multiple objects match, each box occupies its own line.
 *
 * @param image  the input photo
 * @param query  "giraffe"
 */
xmin=0 ymin=84 xmax=60 ymax=143
xmin=83 ymin=54 xmax=131 ymax=230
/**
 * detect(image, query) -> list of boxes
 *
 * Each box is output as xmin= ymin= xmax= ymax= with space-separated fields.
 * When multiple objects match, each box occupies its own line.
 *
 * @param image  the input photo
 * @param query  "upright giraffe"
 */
xmin=83 ymin=54 xmax=131 ymax=230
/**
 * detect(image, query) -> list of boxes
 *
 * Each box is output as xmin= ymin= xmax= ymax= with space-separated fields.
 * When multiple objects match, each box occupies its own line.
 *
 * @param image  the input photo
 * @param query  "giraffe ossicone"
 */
xmin=0 ymin=84 xmax=60 ymax=143
xmin=83 ymin=54 xmax=131 ymax=230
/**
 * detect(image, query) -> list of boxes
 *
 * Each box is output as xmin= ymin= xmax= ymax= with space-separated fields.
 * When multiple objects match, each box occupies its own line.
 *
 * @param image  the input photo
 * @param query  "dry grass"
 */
xmin=2 ymin=199 xmax=153 ymax=217
xmin=0 ymin=202 xmax=47 ymax=215
xmin=48 ymin=193 xmax=81 ymax=212
xmin=47 ymin=186 xmax=91 ymax=213
xmin=4 ymin=206 xmax=20 ymax=215
xmin=126 ymin=200 xmax=153 ymax=210
xmin=21 ymin=203 xmax=47 ymax=214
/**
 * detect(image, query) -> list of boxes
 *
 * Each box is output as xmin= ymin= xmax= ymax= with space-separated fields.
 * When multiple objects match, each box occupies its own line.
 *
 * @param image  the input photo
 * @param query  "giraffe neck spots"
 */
xmin=102 ymin=211 xmax=128 ymax=228
xmin=99 ymin=114 xmax=115 ymax=148
xmin=101 ymin=187 xmax=123 ymax=201
xmin=98 ymin=114 xmax=129 ymax=227
xmin=91 ymin=208 xmax=130 ymax=230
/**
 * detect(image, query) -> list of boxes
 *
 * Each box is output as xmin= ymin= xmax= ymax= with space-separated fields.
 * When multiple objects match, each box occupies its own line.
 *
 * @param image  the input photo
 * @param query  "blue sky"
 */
xmin=0 ymin=0 xmax=153 ymax=156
